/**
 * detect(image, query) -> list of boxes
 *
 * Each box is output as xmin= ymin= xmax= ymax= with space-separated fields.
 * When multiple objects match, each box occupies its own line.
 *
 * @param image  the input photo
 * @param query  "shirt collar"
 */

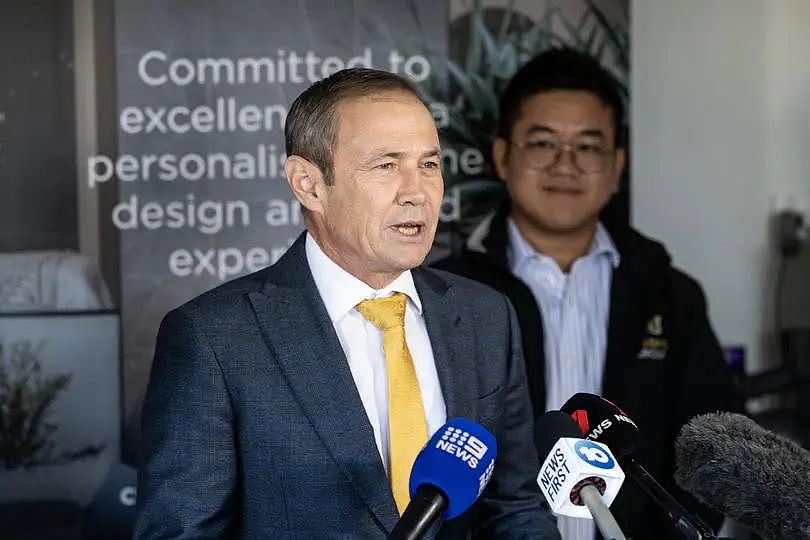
xmin=305 ymin=232 xmax=423 ymax=323
xmin=592 ymin=221 xmax=621 ymax=269
xmin=507 ymin=217 xmax=621 ymax=271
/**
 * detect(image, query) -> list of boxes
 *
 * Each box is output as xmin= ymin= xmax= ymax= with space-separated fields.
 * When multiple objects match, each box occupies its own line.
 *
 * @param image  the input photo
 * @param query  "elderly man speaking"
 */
xmin=134 ymin=68 xmax=559 ymax=540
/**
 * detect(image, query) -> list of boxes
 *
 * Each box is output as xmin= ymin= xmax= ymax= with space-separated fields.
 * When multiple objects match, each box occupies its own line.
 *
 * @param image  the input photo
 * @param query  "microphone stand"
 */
xmin=579 ymin=485 xmax=627 ymax=540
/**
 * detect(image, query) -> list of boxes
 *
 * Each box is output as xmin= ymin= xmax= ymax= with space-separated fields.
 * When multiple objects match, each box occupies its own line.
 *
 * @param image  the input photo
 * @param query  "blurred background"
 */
xmin=0 ymin=0 xmax=807 ymax=538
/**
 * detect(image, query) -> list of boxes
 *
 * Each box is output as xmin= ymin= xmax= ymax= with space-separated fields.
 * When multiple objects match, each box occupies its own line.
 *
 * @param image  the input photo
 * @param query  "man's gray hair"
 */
xmin=284 ymin=68 xmax=424 ymax=185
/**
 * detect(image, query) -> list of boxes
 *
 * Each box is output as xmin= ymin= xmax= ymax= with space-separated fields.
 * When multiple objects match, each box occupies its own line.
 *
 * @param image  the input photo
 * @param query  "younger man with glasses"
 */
xmin=435 ymin=48 xmax=741 ymax=539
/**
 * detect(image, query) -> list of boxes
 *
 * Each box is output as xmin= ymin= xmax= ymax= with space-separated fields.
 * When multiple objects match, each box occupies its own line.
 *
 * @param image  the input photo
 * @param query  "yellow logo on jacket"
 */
xmin=647 ymin=314 xmax=663 ymax=336
xmin=638 ymin=314 xmax=668 ymax=360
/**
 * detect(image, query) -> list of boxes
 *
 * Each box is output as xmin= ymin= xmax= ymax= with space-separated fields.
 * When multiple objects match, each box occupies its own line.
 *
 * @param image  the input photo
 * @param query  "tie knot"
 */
xmin=356 ymin=292 xmax=407 ymax=331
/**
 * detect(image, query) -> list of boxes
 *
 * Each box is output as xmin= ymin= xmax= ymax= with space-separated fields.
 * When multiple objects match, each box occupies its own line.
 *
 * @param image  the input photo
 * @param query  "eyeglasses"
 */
xmin=511 ymin=138 xmax=616 ymax=174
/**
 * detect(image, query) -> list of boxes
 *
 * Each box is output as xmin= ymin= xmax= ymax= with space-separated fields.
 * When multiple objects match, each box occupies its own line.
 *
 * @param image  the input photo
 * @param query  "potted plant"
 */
xmin=0 ymin=338 xmax=104 ymax=539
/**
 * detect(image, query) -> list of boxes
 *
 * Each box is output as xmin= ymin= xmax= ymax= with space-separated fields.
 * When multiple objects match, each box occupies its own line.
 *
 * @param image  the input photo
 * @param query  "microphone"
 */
xmin=561 ymin=393 xmax=717 ymax=540
xmin=389 ymin=418 xmax=497 ymax=540
xmin=674 ymin=412 xmax=810 ymax=539
xmin=535 ymin=411 xmax=627 ymax=540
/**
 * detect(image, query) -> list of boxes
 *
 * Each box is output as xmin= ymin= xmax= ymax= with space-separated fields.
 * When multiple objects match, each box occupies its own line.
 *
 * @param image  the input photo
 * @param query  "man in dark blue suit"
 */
xmin=134 ymin=68 xmax=559 ymax=539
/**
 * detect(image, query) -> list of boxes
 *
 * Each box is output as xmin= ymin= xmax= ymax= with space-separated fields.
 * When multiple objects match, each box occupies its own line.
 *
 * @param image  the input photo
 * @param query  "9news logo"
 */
xmin=573 ymin=440 xmax=615 ymax=470
xmin=436 ymin=427 xmax=488 ymax=469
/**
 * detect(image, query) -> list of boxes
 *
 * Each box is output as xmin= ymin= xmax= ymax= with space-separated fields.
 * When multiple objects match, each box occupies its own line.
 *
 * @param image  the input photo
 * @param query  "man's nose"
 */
xmin=548 ymin=145 xmax=578 ymax=174
xmin=397 ymin=168 xmax=428 ymax=206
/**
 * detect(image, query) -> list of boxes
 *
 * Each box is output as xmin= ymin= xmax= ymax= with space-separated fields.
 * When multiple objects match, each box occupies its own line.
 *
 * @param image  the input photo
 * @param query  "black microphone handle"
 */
xmin=389 ymin=484 xmax=448 ymax=540
xmin=624 ymin=458 xmax=716 ymax=540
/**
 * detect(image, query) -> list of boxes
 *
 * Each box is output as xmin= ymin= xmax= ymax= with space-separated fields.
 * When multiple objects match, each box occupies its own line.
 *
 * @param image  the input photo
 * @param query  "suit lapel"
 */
xmin=603 ymin=268 xmax=643 ymax=401
xmin=413 ymin=268 xmax=478 ymax=421
xmin=248 ymin=235 xmax=398 ymax=533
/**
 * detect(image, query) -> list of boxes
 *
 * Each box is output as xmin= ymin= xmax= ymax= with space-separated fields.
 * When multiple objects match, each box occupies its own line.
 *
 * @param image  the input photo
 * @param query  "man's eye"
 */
xmin=421 ymin=160 xmax=440 ymax=169
xmin=577 ymin=144 xmax=603 ymax=154
xmin=526 ymin=140 xmax=556 ymax=149
xmin=376 ymin=162 xmax=396 ymax=170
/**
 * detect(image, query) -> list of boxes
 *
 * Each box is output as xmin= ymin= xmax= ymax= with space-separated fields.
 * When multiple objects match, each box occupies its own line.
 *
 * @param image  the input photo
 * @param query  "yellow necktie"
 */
xmin=356 ymin=292 xmax=428 ymax=515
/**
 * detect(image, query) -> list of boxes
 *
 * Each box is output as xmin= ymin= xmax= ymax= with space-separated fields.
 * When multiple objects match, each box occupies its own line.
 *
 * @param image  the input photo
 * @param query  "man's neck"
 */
xmin=513 ymin=218 xmax=597 ymax=274
xmin=306 ymin=229 xmax=402 ymax=290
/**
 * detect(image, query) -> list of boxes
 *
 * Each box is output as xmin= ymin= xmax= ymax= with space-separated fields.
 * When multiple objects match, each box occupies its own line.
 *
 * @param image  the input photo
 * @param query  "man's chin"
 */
xmin=536 ymin=216 xmax=599 ymax=236
xmin=386 ymin=250 xmax=430 ymax=272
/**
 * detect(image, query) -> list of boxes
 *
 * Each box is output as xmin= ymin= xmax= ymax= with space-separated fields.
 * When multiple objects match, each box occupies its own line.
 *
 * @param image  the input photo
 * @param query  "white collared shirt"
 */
xmin=507 ymin=219 xmax=620 ymax=540
xmin=305 ymin=233 xmax=447 ymax=473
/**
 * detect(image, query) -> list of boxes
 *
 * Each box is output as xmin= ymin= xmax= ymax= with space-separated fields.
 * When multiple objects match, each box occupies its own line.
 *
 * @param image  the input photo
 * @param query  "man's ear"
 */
xmin=610 ymin=147 xmax=627 ymax=193
xmin=492 ymin=137 xmax=510 ymax=182
xmin=284 ymin=155 xmax=327 ymax=213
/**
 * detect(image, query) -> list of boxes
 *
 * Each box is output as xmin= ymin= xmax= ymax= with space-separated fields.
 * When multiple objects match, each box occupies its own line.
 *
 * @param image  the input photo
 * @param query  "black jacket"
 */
xmin=433 ymin=203 xmax=743 ymax=539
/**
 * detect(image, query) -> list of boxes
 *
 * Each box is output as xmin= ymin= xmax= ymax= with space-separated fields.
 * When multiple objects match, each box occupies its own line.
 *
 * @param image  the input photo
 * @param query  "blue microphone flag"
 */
xmin=408 ymin=418 xmax=497 ymax=519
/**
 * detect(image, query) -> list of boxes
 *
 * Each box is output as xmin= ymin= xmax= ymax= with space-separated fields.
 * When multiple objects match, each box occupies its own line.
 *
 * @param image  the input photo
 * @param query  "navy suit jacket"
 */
xmin=134 ymin=234 xmax=559 ymax=539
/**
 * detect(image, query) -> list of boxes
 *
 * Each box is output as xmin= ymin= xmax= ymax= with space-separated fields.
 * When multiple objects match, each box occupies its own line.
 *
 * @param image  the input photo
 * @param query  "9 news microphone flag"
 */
xmin=389 ymin=418 xmax=497 ymax=540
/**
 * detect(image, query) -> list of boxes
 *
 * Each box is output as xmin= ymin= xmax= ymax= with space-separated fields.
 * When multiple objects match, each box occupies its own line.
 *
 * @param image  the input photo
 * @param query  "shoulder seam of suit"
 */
xmin=178 ymin=306 xmax=238 ymax=414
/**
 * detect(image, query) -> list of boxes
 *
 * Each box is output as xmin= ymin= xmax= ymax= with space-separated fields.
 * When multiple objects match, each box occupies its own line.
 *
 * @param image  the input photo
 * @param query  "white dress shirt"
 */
xmin=507 ymin=218 xmax=620 ymax=540
xmin=305 ymin=233 xmax=447 ymax=473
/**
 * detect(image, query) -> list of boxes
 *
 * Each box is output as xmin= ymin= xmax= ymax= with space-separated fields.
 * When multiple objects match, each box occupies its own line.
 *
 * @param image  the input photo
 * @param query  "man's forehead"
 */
xmin=335 ymin=92 xmax=437 ymax=144
xmin=519 ymin=90 xmax=613 ymax=118
xmin=338 ymin=89 xmax=425 ymax=112
xmin=515 ymin=91 xmax=613 ymax=133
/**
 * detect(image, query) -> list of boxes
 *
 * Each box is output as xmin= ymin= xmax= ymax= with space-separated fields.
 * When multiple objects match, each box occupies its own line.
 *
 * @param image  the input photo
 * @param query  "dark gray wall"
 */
xmin=114 ymin=0 xmax=448 ymax=462
xmin=0 ymin=1 xmax=77 ymax=251
xmin=784 ymin=248 xmax=810 ymax=330
xmin=93 ymin=0 xmax=122 ymax=306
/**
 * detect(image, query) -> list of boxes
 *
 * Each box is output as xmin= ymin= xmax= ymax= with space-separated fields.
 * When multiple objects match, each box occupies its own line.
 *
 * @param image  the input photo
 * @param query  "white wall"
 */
xmin=767 ymin=0 xmax=810 ymax=331
xmin=631 ymin=0 xmax=810 ymax=373
xmin=766 ymin=0 xmax=810 ymax=217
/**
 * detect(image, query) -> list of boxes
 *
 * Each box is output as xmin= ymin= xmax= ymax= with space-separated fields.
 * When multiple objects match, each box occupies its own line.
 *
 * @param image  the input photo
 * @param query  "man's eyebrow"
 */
xmin=524 ymin=125 xmax=606 ymax=139
xmin=358 ymin=151 xmax=404 ymax=166
xmin=577 ymin=129 xmax=607 ymax=139
xmin=361 ymin=147 xmax=441 ymax=165
xmin=525 ymin=125 xmax=555 ymax=136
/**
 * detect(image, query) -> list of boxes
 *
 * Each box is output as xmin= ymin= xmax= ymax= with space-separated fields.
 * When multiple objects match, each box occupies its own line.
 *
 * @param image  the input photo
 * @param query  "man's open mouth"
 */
xmin=392 ymin=221 xmax=424 ymax=237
